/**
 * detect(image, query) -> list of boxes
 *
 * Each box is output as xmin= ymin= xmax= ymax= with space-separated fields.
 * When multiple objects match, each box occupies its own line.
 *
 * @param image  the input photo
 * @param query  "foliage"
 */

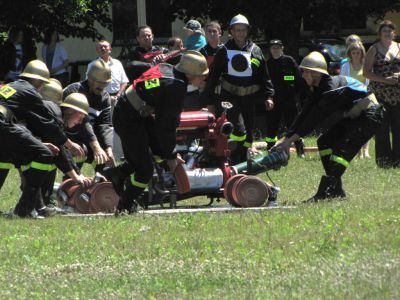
xmin=0 ymin=138 xmax=400 ymax=298
xmin=0 ymin=0 xmax=112 ymax=42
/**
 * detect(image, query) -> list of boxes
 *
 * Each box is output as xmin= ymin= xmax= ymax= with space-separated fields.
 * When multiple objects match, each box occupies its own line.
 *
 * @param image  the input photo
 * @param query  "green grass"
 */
xmin=0 ymin=138 xmax=399 ymax=299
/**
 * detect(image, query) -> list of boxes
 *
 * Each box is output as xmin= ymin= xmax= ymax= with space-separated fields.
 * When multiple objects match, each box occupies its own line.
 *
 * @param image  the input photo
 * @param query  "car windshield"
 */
xmin=321 ymin=43 xmax=347 ymax=61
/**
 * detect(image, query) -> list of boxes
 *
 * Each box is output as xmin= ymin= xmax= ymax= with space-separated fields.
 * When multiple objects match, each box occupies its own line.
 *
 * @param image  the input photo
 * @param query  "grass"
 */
xmin=0 ymin=137 xmax=399 ymax=299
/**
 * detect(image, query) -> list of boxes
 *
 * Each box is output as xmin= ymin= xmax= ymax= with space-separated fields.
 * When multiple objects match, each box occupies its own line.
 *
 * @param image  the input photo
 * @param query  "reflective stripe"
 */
xmin=284 ymin=75 xmax=295 ymax=81
xmin=330 ymin=155 xmax=349 ymax=168
xmin=229 ymin=133 xmax=246 ymax=142
xmin=130 ymin=175 xmax=148 ymax=188
xmin=251 ymin=58 xmax=260 ymax=67
xmin=243 ymin=141 xmax=252 ymax=148
xmin=30 ymin=161 xmax=57 ymax=171
xmin=265 ymin=136 xmax=278 ymax=143
xmin=0 ymin=162 xmax=13 ymax=169
xmin=319 ymin=148 xmax=333 ymax=157
xmin=74 ymin=156 xmax=87 ymax=163
xmin=153 ymin=155 xmax=163 ymax=164
xmin=20 ymin=164 xmax=31 ymax=172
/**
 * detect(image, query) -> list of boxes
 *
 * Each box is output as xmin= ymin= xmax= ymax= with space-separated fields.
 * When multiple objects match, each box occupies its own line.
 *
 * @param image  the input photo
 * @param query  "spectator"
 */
xmin=42 ymin=28 xmax=70 ymax=87
xmin=183 ymin=19 xmax=206 ymax=50
xmin=87 ymin=40 xmax=129 ymax=161
xmin=0 ymin=26 xmax=36 ymax=82
xmin=364 ymin=20 xmax=400 ymax=168
xmin=125 ymin=25 xmax=168 ymax=81
xmin=341 ymin=41 xmax=371 ymax=158
xmin=167 ymin=37 xmax=184 ymax=51
xmin=341 ymin=34 xmax=362 ymax=65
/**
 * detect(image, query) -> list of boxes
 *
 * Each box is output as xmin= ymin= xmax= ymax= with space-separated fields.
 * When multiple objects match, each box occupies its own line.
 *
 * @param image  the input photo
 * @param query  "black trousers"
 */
xmin=113 ymin=103 xmax=163 ymax=197
xmin=0 ymin=118 xmax=54 ymax=190
xmin=317 ymin=106 xmax=384 ymax=178
xmin=265 ymin=97 xmax=299 ymax=146
xmin=374 ymin=102 xmax=400 ymax=167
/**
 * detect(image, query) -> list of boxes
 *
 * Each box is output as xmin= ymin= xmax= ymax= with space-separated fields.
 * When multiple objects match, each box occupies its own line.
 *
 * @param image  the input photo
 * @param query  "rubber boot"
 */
xmin=35 ymin=187 xmax=57 ymax=217
xmin=332 ymin=177 xmax=346 ymax=199
xmin=14 ymin=185 xmax=43 ymax=219
xmin=303 ymin=176 xmax=334 ymax=203
xmin=103 ymin=165 xmax=130 ymax=196
xmin=115 ymin=181 xmax=139 ymax=216
xmin=295 ymin=139 xmax=305 ymax=158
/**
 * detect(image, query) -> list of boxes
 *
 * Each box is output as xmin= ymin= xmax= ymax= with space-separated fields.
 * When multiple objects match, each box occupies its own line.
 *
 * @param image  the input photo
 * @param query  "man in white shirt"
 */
xmin=87 ymin=40 xmax=129 ymax=160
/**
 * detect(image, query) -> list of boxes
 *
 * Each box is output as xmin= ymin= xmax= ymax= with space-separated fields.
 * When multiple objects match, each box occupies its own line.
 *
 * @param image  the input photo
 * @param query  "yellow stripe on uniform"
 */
xmin=330 ymin=155 xmax=349 ymax=168
xmin=319 ymin=148 xmax=333 ymax=157
xmin=251 ymin=58 xmax=260 ymax=67
xmin=243 ymin=141 xmax=252 ymax=148
xmin=229 ymin=133 xmax=246 ymax=142
xmin=30 ymin=161 xmax=57 ymax=171
xmin=130 ymin=175 xmax=148 ymax=188
xmin=265 ymin=136 xmax=278 ymax=143
xmin=0 ymin=162 xmax=13 ymax=169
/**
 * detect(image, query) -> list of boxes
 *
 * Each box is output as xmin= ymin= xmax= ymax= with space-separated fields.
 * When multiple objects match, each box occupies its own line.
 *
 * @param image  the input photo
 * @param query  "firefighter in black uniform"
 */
xmin=265 ymin=39 xmax=306 ymax=157
xmin=271 ymin=52 xmax=384 ymax=202
xmin=104 ymin=50 xmax=209 ymax=214
xmin=39 ymin=79 xmax=93 ymax=209
xmin=125 ymin=25 xmax=169 ymax=81
xmin=0 ymin=60 xmax=89 ymax=217
xmin=202 ymin=14 xmax=275 ymax=164
xmin=63 ymin=59 xmax=115 ymax=174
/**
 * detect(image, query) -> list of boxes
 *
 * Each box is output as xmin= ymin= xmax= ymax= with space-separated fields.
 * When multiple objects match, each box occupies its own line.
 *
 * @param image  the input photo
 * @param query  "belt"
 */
xmin=343 ymin=93 xmax=379 ymax=119
xmin=125 ymin=86 xmax=154 ymax=117
xmin=221 ymin=80 xmax=260 ymax=97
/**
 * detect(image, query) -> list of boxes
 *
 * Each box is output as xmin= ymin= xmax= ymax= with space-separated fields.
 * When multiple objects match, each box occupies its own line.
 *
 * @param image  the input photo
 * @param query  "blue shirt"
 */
xmin=185 ymin=33 xmax=207 ymax=50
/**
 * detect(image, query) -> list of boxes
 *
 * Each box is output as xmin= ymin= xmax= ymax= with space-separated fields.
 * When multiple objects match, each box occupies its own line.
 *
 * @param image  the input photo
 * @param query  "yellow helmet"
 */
xmin=60 ymin=93 xmax=89 ymax=115
xmin=40 ymin=78 xmax=63 ymax=104
xmin=87 ymin=59 xmax=112 ymax=83
xmin=175 ymin=50 xmax=209 ymax=76
xmin=20 ymin=60 xmax=50 ymax=83
xmin=299 ymin=51 xmax=328 ymax=75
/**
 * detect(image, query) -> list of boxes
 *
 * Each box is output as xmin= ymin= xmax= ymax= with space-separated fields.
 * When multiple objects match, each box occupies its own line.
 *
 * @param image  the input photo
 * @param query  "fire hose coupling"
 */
xmin=232 ymin=148 xmax=290 ymax=175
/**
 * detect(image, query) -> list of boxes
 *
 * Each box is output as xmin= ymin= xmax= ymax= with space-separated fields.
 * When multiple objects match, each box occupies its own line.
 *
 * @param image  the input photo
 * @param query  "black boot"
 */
xmin=115 ymin=181 xmax=139 ymax=216
xmin=35 ymin=187 xmax=57 ymax=217
xmin=14 ymin=185 xmax=43 ymax=219
xmin=331 ymin=177 xmax=346 ymax=199
xmin=103 ymin=165 xmax=129 ymax=196
xmin=304 ymin=176 xmax=334 ymax=203
xmin=294 ymin=139 xmax=305 ymax=158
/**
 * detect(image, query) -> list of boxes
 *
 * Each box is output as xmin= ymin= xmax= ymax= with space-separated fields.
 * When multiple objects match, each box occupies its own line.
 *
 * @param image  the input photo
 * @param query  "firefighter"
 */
xmin=264 ymin=39 xmax=306 ymax=157
xmin=0 ymin=60 xmax=88 ymax=217
xmin=39 ymin=79 xmax=93 ymax=210
xmin=63 ymin=59 xmax=115 ymax=174
xmin=201 ymin=14 xmax=275 ymax=164
xmin=104 ymin=50 xmax=209 ymax=214
xmin=271 ymin=52 xmax=384 ymax=202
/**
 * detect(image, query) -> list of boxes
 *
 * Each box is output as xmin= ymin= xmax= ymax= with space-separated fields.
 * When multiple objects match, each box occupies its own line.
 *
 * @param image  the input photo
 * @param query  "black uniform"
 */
xmin=265 ymin=54 xmax=305 ymax=150
xmin=0 ymin=80 xmax=64 ymax=216
xmin=63 ymin=80 xmax=113 ymax=172
xmin=125 ymin=46 xmax=169 ymax=81
xmin=288 ymin=75 xmax=384 ymax=200
xmin=111 ymin=63 xmax=188 ymax=210
xmin=202 ymin=39 xmax=274 ymax=163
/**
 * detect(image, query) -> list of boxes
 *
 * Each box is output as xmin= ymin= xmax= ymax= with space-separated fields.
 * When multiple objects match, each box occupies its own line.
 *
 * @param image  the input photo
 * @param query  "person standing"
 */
xmin=364 ymin=20 xmax=400 ymax=168
xmin=87 ymin=40 xmax=129 ymax=161
xmin=341 ymin=41 xmax=371 ymax=158
xmin=272 ymin=52 xmax=383 ymax=203
xmin=104 ymin=51 xmax=209 ymax=214
xmin=264 ymin=39 xmax=305 ymax=157
xmin=42 ymin=28 xmax=70 ymax=87
xmin=126 ymin=26 xmax=169 ymax=81
xmin=201 ymin=14 xmax=274 ymax=164
xmin=183 ymin=20 xmax=207 ymax=50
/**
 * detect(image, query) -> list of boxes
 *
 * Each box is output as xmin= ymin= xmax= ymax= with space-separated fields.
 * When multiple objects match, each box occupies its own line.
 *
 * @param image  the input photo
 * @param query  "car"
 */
xmin=258 ymin=38 xmax=347 ymax=75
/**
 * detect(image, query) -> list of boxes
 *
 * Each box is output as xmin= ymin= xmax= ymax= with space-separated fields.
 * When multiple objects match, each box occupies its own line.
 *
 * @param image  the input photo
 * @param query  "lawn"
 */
xmin=0 ymin=138 xmax=399 ymax=299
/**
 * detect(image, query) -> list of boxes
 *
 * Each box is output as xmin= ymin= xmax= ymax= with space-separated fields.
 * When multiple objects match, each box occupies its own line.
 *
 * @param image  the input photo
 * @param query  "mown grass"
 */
xmin=0 ymin=138 xmax=399 ymax=299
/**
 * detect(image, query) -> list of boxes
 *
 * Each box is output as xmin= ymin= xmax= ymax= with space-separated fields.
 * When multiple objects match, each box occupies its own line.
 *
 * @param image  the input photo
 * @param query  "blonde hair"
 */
xmin=346 ymin=41 xmax=366 ymax=63
xmin=345 ymin=34 xmax=362 ymax=46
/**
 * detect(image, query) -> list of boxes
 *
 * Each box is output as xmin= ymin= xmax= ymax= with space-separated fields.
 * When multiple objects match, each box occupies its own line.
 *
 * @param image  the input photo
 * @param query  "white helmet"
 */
xmin=230 ymin=14 xmax=249 ymax=27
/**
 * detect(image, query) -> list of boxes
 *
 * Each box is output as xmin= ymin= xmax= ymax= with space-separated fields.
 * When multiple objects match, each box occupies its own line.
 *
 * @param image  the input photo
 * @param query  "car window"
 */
xmin=321 ymin=43 xmax=347 ymax=61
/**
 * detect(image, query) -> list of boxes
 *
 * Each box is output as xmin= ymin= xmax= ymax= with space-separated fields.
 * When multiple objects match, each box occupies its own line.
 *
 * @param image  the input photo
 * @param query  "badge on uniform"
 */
xmin=0 ymin=85 xmax=17 ymax=99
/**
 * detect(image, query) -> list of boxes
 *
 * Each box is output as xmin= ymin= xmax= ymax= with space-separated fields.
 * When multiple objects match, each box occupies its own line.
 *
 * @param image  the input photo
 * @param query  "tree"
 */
xmin=0 ymin=0 xmax=112 ymax=41
xmin=169 ymin=0 xmax=400 ymax=59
